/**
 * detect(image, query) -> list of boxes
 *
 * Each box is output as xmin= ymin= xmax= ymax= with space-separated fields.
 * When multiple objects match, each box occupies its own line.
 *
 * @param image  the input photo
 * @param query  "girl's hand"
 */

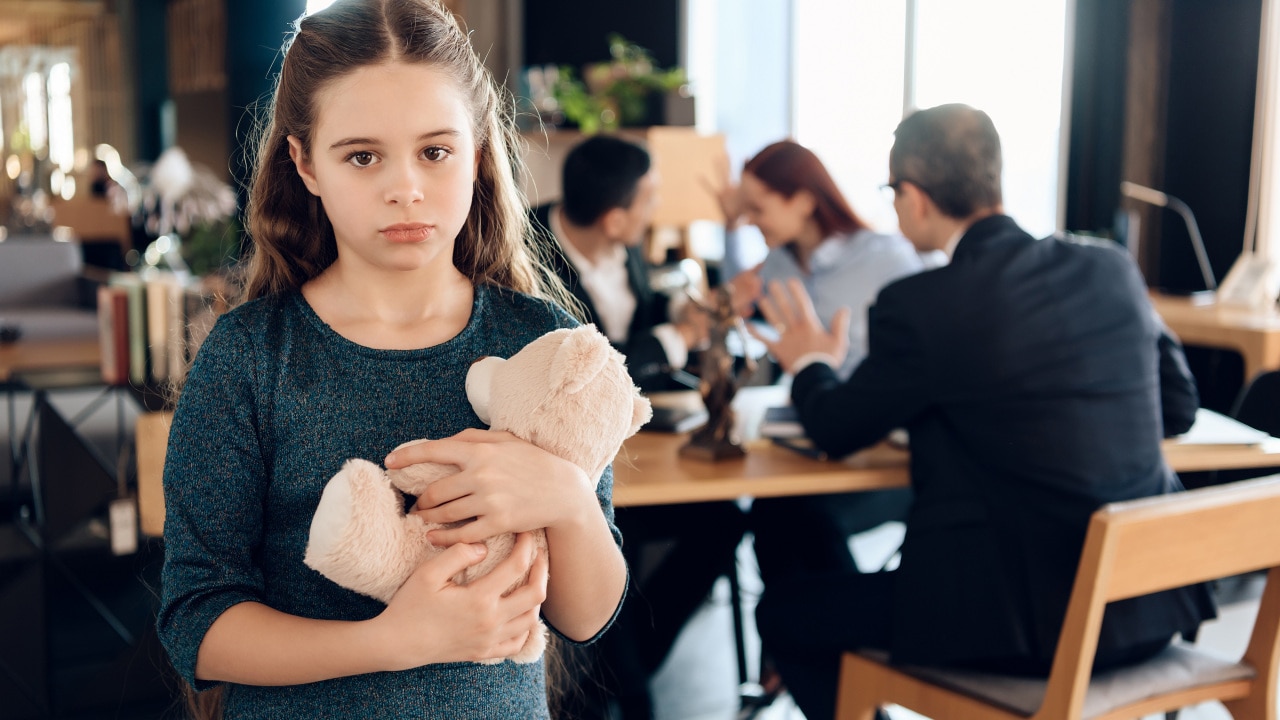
xmin=375 ymin=532 xmax=548 ymax=669
xmin=386 ymin=429 xmax=598 ymax=546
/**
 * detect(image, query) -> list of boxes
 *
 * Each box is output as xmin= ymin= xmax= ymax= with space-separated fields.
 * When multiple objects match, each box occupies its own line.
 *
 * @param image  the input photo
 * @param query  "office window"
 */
xmin=48 ymin=63 xmax=74 ymax=174
xmin=23 ymin=71 xmax=48 ymax=153
xmin=794 ymin=0 xmax=1071 ymax=239
xmin=793 ymin=1 xmax=906 ymax=234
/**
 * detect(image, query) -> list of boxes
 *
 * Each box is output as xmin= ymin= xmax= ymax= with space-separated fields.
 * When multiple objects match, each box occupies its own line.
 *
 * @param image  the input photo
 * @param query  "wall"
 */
xmin=1157 ymin=0 xmax=1262 ymax=293
xmin=1064 ymin=0 xmax=1130 ymax=237
xmin=523 ymin=0 xmax=681 ymax=69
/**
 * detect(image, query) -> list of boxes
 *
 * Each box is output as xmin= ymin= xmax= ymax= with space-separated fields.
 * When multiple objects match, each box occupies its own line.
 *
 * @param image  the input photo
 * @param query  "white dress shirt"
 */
xmin=548 ymin=208 xmax=690 ymax=368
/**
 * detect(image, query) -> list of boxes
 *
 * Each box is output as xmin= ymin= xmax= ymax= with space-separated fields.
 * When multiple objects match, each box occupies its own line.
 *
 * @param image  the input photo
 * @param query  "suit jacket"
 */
xmin=791 ymin=214 xmax=1215 ymax=667
xmin=532 ymin=204 xmax=693 ymax=393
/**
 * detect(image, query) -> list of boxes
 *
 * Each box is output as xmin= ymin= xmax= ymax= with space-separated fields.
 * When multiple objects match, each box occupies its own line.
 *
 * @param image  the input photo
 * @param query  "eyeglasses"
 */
xmin=879 ymin=178 xmax=929 ymax=202
xmin=879 ymin=180 xmax=906 ymax=203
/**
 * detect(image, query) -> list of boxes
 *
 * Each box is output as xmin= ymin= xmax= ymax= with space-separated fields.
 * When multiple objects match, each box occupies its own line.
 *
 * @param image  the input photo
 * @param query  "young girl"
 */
xmin=156 ymin=1 xmax=627 ymax=717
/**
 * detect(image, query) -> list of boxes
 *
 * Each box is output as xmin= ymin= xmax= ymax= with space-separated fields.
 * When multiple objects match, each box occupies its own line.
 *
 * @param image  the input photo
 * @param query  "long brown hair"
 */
xmin=187 ymin=1 xmax=576 ymax=715
xmin=743 ymin=140 xmax=869 ymax=237
xmin=239 ymin=0 xmax=570 ymax=312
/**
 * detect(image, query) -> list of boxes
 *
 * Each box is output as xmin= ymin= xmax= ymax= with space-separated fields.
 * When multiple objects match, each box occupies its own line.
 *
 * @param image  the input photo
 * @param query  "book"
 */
xmin=182 ymin=283 xmax=223 ymax=374
xmin=643 ymin=405 xmax=709 ymax=434
xmin=109 ymin=273 xmax=149 ymax=386
xmin=166 ymin=280 xmax=187 ymax=381
xmin=759 ymin=405 xmax=805 ymax=439
xmin=145 ymin=275 xmax=175 ymax=383
xmin=96 ymin=285 xmax=130 ymax=385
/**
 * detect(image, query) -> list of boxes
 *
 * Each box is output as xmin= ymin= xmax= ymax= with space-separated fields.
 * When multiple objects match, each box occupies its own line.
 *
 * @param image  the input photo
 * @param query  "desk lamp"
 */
xmin=1120 ymin=181 xmax=1217 ymax=293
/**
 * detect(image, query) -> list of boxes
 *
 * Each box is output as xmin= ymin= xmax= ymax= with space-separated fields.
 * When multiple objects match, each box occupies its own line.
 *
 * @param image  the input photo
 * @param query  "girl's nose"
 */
xmin=384 ymin=164 xmax=424 ymax=205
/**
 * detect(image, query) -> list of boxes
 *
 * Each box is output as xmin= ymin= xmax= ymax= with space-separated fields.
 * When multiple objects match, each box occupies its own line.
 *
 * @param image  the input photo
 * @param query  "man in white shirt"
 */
xmin=533 ymin=135 xmax=709 ymax=392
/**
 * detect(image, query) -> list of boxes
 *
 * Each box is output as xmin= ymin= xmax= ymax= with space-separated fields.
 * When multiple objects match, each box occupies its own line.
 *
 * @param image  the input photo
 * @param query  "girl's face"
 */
xmin=289 ymin=61 xmax=479 ymax=274
xmin=741 ymin=172 xmax=815 ymax=249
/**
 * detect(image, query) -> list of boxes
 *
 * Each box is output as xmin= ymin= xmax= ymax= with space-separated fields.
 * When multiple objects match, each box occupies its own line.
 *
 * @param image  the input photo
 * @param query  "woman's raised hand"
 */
xmin=703 ymin=150 xmax=745 ymax=230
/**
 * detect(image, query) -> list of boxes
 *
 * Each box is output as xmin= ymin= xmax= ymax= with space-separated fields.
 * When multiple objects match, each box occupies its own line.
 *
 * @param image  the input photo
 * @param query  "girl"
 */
xmin=156 ymin=1 xmax=627 ymax=717
xmin=719 ymin=140 xmax=927 ymax=380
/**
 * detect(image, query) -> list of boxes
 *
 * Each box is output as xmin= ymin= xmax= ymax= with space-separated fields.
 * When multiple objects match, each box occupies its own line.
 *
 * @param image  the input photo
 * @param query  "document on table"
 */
xmin=1173 ymin=408 xmax=1272 ymax=445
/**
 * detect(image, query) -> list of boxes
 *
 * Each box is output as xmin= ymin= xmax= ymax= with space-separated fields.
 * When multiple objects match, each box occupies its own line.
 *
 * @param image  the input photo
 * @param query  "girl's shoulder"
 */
xmin=215 ymin=291 xmax=297 ymax=328
xmin=471 ymin=284 xmax=582 ymax=359
xmin=477 ymin=283 xmax=579 ymax=334
xmin=197 ymin=291 xmax=308 ymax=357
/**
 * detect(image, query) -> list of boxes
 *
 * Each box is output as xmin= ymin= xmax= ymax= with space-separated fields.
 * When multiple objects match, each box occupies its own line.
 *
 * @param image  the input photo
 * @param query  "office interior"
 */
xmin=2 ymin=0 xmax=1279 ymax=718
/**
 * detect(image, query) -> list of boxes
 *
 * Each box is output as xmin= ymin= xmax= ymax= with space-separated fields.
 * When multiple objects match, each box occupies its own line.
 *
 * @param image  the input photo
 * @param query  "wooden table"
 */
xmin=1150 ymin=291 xmax=1280 ymax=382
xmin=613 ymin=434 xmax=909 ymax=507
xmin=612 ymin=428 xmax=1280 ymax=507
xmin=0 ymin=337 xmax=101 ymax=384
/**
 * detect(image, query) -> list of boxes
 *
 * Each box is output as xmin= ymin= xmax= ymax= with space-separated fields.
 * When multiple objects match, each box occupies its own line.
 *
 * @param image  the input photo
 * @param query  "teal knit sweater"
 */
xmin=157 ymin=284 xmax=623 ymax=719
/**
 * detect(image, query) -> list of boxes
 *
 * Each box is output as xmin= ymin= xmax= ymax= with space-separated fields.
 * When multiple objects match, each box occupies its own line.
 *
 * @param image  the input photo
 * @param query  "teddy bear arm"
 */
xmin=387 ymin=461 xmax=459 ymax=496
xmin=305 ymin=459 xmax=436 ymax=603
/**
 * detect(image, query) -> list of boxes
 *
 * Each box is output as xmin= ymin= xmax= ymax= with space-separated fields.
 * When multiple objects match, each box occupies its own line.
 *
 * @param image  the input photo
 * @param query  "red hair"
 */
xmin=743 ymin=140 xmax=868 ymax=237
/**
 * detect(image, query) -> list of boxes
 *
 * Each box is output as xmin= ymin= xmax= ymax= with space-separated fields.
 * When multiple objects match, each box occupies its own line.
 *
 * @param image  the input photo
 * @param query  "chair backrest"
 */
xmin=135 ymin=411 xmax=172 ymax=538
xmin=1233 ymin=370 xmax=1280 ymax=438
xmin=1041 ymin=476 xmax=1280 ymax=716
xmin=33 ymin=395 xmax=117 ymax=543
xmin=0 ymin=238 xmax=84 ymax=307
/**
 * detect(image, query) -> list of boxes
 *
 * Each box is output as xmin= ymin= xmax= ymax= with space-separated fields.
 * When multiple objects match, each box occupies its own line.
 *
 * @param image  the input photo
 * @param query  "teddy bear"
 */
xmin=304 ymin=324 xmax=652 ymax=664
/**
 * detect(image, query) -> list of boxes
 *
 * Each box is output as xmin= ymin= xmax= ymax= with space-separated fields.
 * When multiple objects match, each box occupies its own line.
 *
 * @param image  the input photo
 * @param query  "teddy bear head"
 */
xmin=466 ymin=325 xmax=652 ymax=484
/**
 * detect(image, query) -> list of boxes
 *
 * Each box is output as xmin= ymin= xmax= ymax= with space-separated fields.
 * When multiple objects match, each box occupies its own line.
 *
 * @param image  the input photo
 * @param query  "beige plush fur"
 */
xmin=305 ymin=325 xmax=651 ymax=664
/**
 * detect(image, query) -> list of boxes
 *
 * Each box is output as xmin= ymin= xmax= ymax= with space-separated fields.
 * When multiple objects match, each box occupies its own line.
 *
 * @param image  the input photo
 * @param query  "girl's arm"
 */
xmin=196 ymin=535 xmax=548 ymax=685
xmin=389 ymin=430 xmax=628 ymax=642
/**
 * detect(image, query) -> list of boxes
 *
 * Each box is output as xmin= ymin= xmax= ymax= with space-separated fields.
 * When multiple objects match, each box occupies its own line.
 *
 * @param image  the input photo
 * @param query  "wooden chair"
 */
xmin=835 ymin=476 xmax=1280 ymax=720
xmin=135 ymin=411 xmax=172 ymax=537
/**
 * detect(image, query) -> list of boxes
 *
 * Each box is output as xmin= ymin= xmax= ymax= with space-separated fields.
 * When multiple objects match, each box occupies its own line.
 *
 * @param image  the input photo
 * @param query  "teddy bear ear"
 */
xmin=550 ymin=325 xmax=614 ymax=394
xmin=629 ymin=394 xmax=654 ymax=435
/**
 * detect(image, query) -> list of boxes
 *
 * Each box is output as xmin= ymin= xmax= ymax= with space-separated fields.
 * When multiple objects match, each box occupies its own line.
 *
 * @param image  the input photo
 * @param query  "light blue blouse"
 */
xmin=757 ymin=229 xmax=926 ymax=379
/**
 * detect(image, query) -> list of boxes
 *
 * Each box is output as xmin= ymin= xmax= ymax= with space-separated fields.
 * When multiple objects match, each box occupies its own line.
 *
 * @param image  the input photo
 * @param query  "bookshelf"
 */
xmin=95 ymin=272 xmax=228 ymax=394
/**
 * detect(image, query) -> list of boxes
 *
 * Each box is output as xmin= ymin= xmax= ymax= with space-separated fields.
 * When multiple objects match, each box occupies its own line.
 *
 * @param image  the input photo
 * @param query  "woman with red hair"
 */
xmin=721 ymin=140 xmax=927 ymax=380
xmin=719 ymin=143 xmax=923 ymax=699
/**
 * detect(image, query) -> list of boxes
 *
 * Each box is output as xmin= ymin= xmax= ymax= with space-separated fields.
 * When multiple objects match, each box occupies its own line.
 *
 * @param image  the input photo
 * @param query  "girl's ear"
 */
xmin=286 ymin=135 xmax=321 ymax=196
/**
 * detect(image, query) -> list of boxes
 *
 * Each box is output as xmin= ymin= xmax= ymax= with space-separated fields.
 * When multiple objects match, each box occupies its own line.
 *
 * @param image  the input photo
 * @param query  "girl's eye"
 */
xmin=423 ymin=146 xmax=452 ymax=162
xmin=347 ymin=151 xmax=376 ymax=168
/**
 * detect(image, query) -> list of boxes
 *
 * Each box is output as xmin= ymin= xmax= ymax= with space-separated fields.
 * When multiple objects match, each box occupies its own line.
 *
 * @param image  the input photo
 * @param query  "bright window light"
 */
xmin=794 ymin=0 xmax=1070 ymax=239
xmin=794 ymin=0 xmax=907 ymax=233
xmin=24 ymin=71 xmax=47 ymax=152
xmin=306 ymin=0 xmax=336 ymax=14
xmin=48 ymin=62 xmax=75 ymax=172
xmin=914 ymin=0 xmax=1069 ymax=239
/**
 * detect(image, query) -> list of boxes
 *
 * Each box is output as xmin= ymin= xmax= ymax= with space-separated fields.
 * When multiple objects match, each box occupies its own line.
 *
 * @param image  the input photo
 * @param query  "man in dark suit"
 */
xmin=535 ymin=135 xmax=745 ymax=720
xmin=750 ymin=103 xmax=1215 ymax=720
